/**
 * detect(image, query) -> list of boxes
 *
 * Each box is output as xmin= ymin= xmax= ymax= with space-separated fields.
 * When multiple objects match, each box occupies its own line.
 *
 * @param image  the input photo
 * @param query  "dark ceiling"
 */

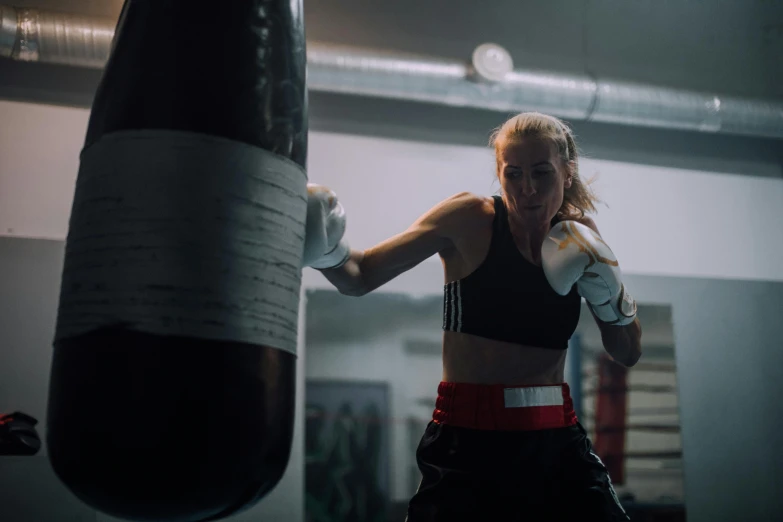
xmin=2 ymin=0 xmax=781 ymax=175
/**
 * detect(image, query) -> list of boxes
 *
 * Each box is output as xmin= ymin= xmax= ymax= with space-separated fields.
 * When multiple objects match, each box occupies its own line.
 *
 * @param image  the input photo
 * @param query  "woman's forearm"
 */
xmin=319 ymin=249 xmax=367 ymax=296
xmin=600 ymin=317 xmax=643 ymax=367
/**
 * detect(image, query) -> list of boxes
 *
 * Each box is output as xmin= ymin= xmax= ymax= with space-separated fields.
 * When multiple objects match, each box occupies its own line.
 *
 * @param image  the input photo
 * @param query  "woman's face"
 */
xmin=497 ymin=138 xmax=572 ymax=227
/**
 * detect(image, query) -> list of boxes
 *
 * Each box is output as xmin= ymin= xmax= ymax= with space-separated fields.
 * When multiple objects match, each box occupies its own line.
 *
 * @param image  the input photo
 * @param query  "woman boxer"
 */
xmin=303 ymin=112 xmax=642 ymax=521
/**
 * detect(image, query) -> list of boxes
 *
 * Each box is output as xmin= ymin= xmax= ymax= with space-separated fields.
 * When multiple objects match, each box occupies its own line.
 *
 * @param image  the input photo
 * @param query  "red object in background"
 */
xmin=593 ymin=353 xmax=629 ymax=485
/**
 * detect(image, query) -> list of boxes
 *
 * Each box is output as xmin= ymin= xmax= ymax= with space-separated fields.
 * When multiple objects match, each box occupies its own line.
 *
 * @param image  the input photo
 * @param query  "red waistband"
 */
xmin=432 ymin=381 xmax=578 ymax=431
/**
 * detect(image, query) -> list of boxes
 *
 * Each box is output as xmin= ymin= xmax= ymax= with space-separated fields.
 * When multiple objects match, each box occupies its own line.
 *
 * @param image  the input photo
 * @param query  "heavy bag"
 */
xmin=46 ymin=0 xmax=307 ymax=520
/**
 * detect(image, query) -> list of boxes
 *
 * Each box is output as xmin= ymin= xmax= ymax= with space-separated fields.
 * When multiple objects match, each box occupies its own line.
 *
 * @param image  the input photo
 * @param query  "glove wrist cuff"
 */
xmin=310 ymin=240 xmax=351 ymax=270
xmin=589 ymin=284 xmax=637 ymax=326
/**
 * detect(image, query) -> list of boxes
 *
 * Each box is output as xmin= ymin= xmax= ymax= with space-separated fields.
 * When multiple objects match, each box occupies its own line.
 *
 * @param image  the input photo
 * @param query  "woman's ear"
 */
xmin=564 ymin=161 xmax=576 ymax=188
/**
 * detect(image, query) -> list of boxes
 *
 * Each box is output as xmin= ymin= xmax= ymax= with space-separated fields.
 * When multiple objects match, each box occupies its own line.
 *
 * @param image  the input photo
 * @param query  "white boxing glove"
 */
xmin=302 ymin=183 xmax=351 ymax=270
xmin=541 ymin=220 xmax=637 ymax=326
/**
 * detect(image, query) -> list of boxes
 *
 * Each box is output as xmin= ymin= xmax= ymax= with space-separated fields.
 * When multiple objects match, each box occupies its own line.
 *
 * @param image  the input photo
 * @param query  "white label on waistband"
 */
xmin=503 ymin=386 xmax=564 ymax=408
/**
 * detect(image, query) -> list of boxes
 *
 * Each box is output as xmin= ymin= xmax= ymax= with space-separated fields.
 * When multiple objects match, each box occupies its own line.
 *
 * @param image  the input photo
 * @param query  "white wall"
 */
xmin=304 ymin=131 xmax=783 ymax=286
xmin=4 ymin=99 xmax=780 ymax=284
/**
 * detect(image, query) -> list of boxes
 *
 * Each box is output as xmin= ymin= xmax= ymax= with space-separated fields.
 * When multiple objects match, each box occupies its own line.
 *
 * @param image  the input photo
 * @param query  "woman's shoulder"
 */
xmin=438 ymin=192 xmax=496 ymax=221
xmin=417 ymin=192 xmax=495 ymax=248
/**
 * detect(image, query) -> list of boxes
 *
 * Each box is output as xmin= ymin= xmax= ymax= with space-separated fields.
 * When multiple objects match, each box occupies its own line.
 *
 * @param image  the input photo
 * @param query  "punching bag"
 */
xmin=46 ymin=1 xmax=307 ymax=520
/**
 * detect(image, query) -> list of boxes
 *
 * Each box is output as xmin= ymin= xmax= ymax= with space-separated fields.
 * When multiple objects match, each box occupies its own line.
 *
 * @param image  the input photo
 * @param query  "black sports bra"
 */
xmin=442 ymin=196 xmax=581 ymax=349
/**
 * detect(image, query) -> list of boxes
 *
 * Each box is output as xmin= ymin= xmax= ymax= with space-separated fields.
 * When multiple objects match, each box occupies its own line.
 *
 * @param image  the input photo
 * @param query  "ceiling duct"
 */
xmin=1 ymin=4 xmax=781 ymax=140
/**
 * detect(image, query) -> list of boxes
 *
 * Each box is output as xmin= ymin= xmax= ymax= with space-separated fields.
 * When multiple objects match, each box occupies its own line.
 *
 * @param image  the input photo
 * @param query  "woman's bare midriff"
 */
xmin=442 ymin=331 xmax=567 ymax=385
xmin=440 ymin=195 xmax=569 ymax=386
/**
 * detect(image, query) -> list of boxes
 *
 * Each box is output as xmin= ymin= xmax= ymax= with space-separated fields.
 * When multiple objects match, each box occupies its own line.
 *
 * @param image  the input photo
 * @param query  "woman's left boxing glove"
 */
xmin=541 ymin=220 xmax=637 ymax=326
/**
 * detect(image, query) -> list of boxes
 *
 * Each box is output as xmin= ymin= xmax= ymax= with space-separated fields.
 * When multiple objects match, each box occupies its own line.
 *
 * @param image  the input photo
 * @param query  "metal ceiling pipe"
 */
xmin=306 ymin=43 xmax=783 ymax=140
xmin=0 ymin=4 xmax=114 ymax=68
xmin=1 ymin=3 xmax=782 ymax=140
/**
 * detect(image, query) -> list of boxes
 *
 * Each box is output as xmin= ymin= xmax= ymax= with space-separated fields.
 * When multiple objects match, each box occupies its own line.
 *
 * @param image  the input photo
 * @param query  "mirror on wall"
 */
xmin=304 ymin=289 xmax=684 ymax=522
xmin=575 ymin=303 xmax=684 ymax=520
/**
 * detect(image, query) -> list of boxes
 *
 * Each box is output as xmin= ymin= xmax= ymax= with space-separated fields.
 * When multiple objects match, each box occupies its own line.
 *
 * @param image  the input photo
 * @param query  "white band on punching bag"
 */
xmin=55 ymin=130 xmax=307 ymax=356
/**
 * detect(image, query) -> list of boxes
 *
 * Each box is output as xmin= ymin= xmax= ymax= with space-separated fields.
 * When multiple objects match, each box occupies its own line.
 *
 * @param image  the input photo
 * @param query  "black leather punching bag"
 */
xmin=46 ymin=1 xmax=307 ymax=520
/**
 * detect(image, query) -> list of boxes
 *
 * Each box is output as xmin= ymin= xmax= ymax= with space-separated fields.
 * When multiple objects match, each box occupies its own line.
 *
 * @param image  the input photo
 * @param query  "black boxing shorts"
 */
xmin=405 ymin=382 xmax=630 ymax=522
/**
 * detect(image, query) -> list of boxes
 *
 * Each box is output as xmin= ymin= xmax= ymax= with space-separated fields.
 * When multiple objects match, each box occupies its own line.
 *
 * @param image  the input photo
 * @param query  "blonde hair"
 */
xmin=489 ymin=112 xmax=600 ymax=220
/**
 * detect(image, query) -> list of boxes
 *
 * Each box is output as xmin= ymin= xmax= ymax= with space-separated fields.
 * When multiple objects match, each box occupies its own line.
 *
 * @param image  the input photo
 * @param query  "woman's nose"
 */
xmin=520 ymin=175 xmax=537 ymax=196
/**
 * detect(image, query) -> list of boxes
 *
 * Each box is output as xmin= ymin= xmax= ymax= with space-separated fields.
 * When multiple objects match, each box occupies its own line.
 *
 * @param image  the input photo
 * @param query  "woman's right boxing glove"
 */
xmin=303 ymin=183 xmax=351 ymax=269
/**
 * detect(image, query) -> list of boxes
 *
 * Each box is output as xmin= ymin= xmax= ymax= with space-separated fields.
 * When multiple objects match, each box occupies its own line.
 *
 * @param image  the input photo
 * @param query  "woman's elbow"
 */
xmin=616 ymin=346 xmax=643 ymax=368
